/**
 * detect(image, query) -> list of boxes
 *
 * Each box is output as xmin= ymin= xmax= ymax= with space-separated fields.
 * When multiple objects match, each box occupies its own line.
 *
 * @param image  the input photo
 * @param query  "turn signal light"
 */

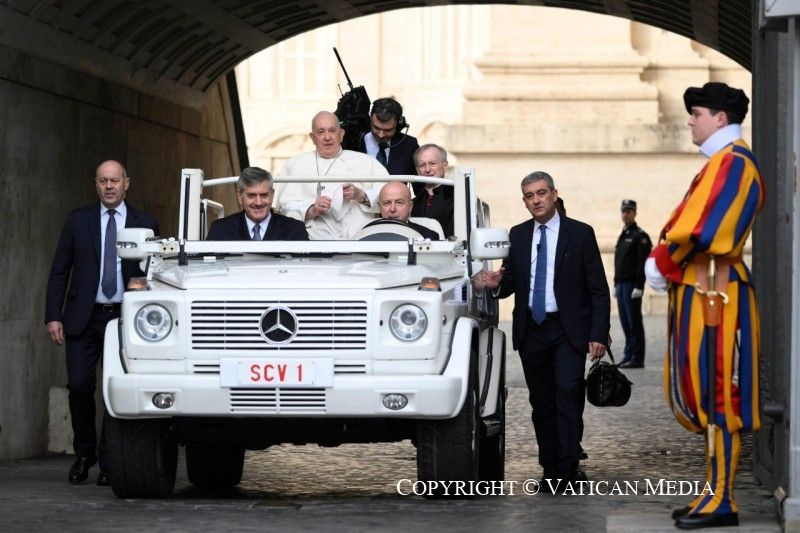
xmin=127 ymin=277 xmax=149 ymax=291
xmin=418 ymin=277 xmax=441 ymax=291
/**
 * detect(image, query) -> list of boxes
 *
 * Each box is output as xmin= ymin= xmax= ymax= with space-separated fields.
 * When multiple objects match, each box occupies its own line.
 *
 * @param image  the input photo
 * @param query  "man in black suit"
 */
xmin=410 ymin=143 xmax=454 ymax=238
xmin=206 ymin=167 xmax=308 ymax=241
xmin=45 ymin=160 xmax=159 ymax=486
xmin=477 ymin=171 xmax=610 ymax=489
xmin=373 ymin=181 xmax=439 ymax=240
xmin=358 ymin=97 xmax=419 ymax=178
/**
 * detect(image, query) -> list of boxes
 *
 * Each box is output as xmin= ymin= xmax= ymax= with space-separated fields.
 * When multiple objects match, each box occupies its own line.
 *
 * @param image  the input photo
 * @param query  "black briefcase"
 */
xmin=586 ymin=347 xmax=632 ymax=407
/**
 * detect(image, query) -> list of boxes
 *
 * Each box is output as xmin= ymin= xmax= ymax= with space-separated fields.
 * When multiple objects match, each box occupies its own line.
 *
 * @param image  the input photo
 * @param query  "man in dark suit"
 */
xmin=206 ymin=167 xmax=308 ymax=241
xmin=45 ymin=160 xmax=159 ymax=486
xmin=357 ymin=97 xmax=419 ymax=178
xmin=410 ymin=143 xmax=454 ymax=238
xmin=373 ymin=181 xmax=440 ymax=240
xmin=477 ymin=170 xmax=610 ymax=489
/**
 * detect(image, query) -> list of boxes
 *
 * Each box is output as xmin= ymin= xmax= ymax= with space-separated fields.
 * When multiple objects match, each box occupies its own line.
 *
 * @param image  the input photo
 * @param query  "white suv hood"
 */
xmin=153 ymin=256 xmax=464 ymax=290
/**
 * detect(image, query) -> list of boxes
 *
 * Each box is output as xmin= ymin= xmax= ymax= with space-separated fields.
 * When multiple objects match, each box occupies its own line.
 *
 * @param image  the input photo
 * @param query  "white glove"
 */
xmin=631 ymin=288 xmax=643 ymax=299
xmin=645 ymin=257 xmax=668 ymax=293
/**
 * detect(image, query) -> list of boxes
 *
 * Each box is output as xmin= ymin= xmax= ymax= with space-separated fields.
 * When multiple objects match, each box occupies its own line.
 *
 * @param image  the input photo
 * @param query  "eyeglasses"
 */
xmin=96 ymin=177 xmax=124 ymax=185
xmin=415 ymin=161 xmax=443 ymax=170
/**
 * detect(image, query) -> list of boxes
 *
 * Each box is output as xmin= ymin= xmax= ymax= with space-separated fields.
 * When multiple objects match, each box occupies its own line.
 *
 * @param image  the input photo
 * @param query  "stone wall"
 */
xmin=0 ymin=46 xmax=240 ymax=460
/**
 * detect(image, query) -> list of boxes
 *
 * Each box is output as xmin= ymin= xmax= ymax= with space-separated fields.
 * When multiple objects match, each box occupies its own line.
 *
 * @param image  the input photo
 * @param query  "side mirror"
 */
xmin=116 ymin=228 xmax=154 ymax=260
xmin=470 ymin=227 xmax=510 ymax=259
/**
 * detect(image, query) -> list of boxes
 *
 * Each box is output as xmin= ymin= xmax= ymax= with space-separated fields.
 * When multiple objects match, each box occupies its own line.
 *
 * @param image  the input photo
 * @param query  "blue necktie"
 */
xmin=101 ymin=209 xmax=117 ymax=299
xmin=252 ymin=223 xmax=262 ymax=241
xmin=531 ymin=225 xmax=547 ymax=324
xmin=376 ymin=142 xmax=388 ymax=168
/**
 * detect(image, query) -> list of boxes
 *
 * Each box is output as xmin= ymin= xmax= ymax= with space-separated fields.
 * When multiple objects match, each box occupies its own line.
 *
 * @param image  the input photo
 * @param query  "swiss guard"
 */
xmin=645 ymin=82 xmax=765 ymax=530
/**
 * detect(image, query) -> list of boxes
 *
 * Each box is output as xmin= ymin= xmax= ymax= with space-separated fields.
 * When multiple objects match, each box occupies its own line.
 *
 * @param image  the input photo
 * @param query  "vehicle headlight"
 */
xmin=389 ymin=304 xmax=427 ymax=341
xmin=134 ymin=304 xmax=173 ymax=342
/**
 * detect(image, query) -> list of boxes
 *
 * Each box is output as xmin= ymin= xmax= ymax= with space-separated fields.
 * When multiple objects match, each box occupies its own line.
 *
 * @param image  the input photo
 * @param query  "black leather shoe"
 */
xmin=96 ymin=471 xmax=111 ymax=486
xmin=675 ymin=512 xmax=738 ymax=529
xmin=671 ymin=506 xmax=692 ymax=519
xmin=68 ymin=456 xmax=95 ymax=484
xmin=619 ymin=361 xmax=644 ymax=368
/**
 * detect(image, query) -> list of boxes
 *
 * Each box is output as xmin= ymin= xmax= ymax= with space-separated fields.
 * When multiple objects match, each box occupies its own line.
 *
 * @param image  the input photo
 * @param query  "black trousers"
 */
xmin=616 ymin=281 xmax=645 ymax=364
xmin=65 ymin=304 xmax=118 ymax=469
xmin=518 ymin=314 xmax=586 ymax=475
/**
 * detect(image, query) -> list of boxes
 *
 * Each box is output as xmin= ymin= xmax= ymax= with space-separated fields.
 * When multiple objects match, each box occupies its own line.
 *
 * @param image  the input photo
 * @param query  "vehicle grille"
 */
xmin=229 ymin=387 xmax=326 ymax=413
xmin=191 ymin=300 xmax=368 ymax=351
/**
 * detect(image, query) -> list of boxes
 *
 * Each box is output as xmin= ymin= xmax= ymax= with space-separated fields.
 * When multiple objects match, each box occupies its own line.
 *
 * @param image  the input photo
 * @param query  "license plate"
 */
xmin=219 ymin=358 xmax=334 ymax=388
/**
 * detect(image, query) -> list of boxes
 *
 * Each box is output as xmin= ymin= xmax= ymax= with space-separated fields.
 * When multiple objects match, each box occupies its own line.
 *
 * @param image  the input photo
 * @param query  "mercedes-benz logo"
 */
xmin=259 ymin=306 xmax=299 ymax=345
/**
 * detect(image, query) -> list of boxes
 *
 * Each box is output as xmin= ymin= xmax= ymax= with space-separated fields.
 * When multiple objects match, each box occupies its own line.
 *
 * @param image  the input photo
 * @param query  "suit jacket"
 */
xmin=497 ymin=216 xmax=610 ymax=353
xmin=45 ymin=201 xmax=160 ymax=336
xmin=411 ymin=185 xmax=454 ymax=238
xmin=206 ymin=210 xmax=309 ymax=241
xmin=358 ymin=131 xmax=419 ymax=177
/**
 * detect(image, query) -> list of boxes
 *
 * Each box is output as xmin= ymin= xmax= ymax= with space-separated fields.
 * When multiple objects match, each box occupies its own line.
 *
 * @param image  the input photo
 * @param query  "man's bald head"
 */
xmin=379 ymin=181 xmax=413 ymax=222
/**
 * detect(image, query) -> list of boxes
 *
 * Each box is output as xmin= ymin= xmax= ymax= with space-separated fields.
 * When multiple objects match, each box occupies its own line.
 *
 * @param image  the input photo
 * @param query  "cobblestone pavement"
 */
xmin=0 ymin=316 xmax=780 ymax=532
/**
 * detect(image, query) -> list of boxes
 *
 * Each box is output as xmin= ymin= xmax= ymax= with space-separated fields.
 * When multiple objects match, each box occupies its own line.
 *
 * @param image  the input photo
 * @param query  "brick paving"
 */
xmin=0 ymin=316 xmax=780 ymax=532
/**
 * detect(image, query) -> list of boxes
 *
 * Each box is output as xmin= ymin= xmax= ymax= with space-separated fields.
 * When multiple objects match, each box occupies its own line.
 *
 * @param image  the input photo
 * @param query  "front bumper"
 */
xmin=103 ymin=319 xmax=472 ymax=419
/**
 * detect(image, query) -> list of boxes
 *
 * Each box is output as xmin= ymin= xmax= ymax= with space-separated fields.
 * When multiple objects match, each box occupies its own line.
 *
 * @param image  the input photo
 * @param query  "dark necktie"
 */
xmin=252 ymin=223 xmax=262 ymax=241
xmin=376 ymin=142 xmax=388 ymax=168
xmin=531 ymin=225 xmax=547 ymax=324
xmin=101 ymin=209 xmax=117 ymax=299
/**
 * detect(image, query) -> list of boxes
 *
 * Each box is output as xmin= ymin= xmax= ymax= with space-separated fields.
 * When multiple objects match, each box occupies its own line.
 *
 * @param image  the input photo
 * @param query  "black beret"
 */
xmin=683 ymin=82 xmax=749 ymax=121
xmin=621 ymin=199 xmax=637 ymax=211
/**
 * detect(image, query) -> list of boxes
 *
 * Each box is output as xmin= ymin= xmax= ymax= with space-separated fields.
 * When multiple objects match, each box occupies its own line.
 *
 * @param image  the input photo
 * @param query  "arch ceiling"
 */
xmin=0 ymin=0 xmax=751 ymax=106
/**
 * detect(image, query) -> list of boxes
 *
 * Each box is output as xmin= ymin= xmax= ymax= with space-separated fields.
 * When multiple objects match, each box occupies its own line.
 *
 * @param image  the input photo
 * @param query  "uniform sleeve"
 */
xmin=653 ymin=150 xmax=763 ymax=282
xmin=635 ymin=230 xmax=652 ymax=290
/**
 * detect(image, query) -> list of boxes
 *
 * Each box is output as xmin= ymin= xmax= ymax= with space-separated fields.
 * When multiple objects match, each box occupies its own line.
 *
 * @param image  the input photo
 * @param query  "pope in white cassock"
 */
xmin=278 ymin=111 xmax=389 ymax=240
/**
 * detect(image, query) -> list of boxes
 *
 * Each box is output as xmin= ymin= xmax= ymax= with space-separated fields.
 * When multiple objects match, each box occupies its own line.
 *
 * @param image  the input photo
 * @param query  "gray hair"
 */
xmin=521 ymin=171 xmax=555 ymax=190
xmin=236 ymin=166 xmax=273 ymax=193
xmin=413 ymin=143 xmax=448 ymax=165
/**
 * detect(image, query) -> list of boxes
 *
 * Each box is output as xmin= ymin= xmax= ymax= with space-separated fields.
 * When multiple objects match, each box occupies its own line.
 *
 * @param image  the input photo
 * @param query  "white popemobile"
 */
xmin=103 ymin=168 xmax=509 ymax=498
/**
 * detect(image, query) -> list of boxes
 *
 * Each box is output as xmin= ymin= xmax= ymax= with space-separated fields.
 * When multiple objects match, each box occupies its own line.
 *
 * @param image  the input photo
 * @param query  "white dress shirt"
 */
xmin=95 ymin=202 xmax=127 ymax=304
xmin=363 ymin=131 xmax=389 ymax=161
xmin=245 ymin=213 xmax=271 ymax=240
xmin=529 ymin=211 xmax=560 ymax=313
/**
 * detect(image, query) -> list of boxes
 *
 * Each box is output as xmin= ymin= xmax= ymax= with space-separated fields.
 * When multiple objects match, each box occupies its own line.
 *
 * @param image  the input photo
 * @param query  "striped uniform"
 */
xmin=652 ymin=139 xmax=764 ymax=515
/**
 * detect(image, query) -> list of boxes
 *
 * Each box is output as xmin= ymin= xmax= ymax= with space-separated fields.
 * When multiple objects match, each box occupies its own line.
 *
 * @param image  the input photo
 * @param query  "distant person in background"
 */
xmin=613 ymin=199 xmax=651 ymax=369
xmin=411 ymin=144 xmax=454 ymax=238
xmin=358 ymin=97 xmax=419 ymax=177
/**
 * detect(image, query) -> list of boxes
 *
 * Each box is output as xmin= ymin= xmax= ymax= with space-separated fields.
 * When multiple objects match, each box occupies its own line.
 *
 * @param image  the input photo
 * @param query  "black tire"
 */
xmin=106 ymin=414 xmax=178 ymax=498
xmin=479 ymin=372 xmax=506 ymax=482
xmin=186 ymin=442 xmax=246 ymax=489
xmin=416 ymin=351 xmax=480 ymax=498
